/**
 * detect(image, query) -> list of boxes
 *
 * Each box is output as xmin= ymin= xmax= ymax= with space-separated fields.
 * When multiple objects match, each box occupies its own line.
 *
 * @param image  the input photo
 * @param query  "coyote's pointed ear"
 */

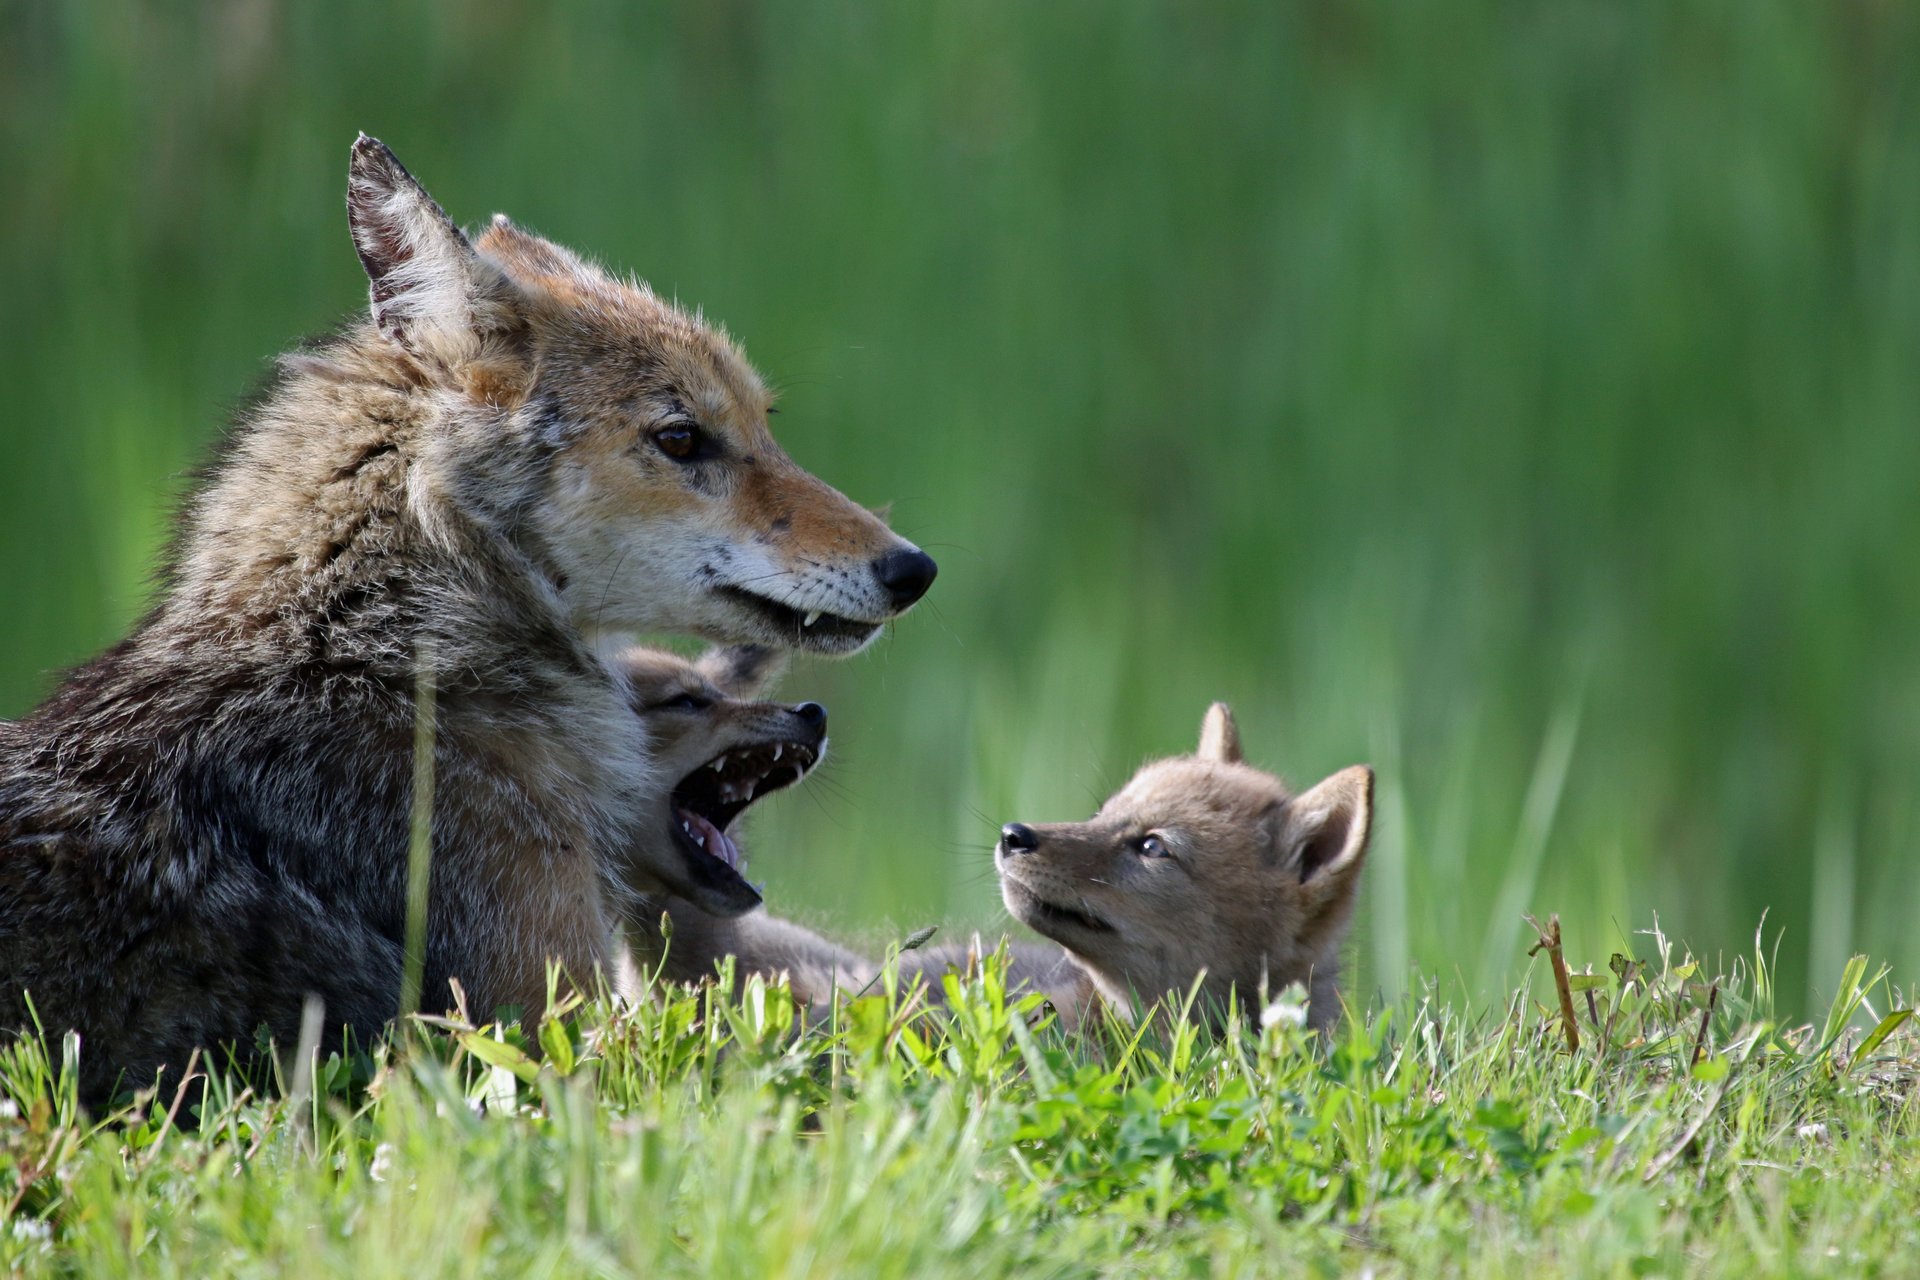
xmin=1268 ymin=765 xmax=1373 ymax=907
xmin=1197 ymin=702 xmax=1243 ymax=764
xmin=693 ymin=645 xmax=789 ymax=700
xmin=347 ymin=136 xmax=525 ymax=389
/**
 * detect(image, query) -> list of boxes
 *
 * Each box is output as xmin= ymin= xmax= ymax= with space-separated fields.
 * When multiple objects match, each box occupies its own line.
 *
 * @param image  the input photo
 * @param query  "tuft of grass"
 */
xmin=1 ymin=923 xmax=1913 ymax=1277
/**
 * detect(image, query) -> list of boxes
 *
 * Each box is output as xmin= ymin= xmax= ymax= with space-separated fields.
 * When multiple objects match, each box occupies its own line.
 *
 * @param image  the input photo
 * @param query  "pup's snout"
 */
xmin=872 ymin=547 xmax=938 ymax=609
xmin=791 ymin=701 xmax=828 ymax=733
xmin=999 ymin=822 xmax=1040 ymax=856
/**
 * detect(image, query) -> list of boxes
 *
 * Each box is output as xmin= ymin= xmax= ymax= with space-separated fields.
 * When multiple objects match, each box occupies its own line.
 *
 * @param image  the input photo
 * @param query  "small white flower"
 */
xmin=1261 ymin=998 xmax=1309 ymax=1030
xmin=0 ymin=1098 xmax=17 ymax=1120
xmin=369 ymin=1142 xmax=396 ymax=1183
xmin=10 ymin=1218 xmax=51 ymax=1243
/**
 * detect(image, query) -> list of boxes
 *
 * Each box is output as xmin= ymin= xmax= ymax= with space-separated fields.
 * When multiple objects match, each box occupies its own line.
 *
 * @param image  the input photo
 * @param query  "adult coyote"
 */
xmin=0 ymin=137 xmax=935 ymax=1104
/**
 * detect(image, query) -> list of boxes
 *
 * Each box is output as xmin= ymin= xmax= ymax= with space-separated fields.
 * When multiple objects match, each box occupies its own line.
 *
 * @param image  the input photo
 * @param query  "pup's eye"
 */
xmin=1137 ymin=834 xmax=1171 ymax=858
xmin=653 ymin=692 xmax=713 ymax=713
xmin=652 ymin=423 xmax=704 ymax=462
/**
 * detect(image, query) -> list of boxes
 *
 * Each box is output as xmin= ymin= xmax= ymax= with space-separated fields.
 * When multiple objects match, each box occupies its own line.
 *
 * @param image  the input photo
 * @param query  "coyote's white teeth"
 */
xmin=693 ymin=833 xmax=706 ymax=849
xmin=803 ymin=610 xmax=822 ymax=627
xmin=710 ymin=758 xmax=726 ymax=772
xmin=771 ymin=745 xmax=783 ymax=761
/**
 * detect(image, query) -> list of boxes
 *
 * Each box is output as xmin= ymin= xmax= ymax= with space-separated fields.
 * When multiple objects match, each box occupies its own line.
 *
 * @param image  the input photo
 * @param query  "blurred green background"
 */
xmin=4 ymin=1 xmax=1917 ymax=1016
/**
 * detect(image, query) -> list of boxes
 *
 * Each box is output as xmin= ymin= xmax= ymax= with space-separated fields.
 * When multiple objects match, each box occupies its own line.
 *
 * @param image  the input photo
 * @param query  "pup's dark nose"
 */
xmin=999 ymin=822 xmax=1039 ymax=855
xmin=872 ymin=548 xmax=938 ymax=609
xmin=792 ymin=701 xmax=827 ymax=732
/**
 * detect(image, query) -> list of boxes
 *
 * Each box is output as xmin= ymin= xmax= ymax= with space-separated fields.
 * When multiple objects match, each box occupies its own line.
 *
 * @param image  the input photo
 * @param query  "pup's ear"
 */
xmin=1268 ymin=766 xmax=1373 ymax=908
xmin=347 ymin=135 xmax=527 ymax=392
xmin=1197 ymin=702 xmax=1243 ymax=764
xmin=694 ymin=645 xmax=789 ymax=700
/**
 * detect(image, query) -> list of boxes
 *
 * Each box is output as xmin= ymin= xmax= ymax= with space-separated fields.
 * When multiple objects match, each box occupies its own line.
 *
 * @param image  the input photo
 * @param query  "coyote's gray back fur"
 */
xmin=0 ymin=137 xmax=933 ymax=1105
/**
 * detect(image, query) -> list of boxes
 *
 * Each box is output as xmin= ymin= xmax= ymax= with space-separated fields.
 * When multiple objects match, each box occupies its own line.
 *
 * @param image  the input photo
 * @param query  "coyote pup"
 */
xmin=614 ymin=645 xmax=872 ymax=1006
xmin=0 ymin=137 xmax=934 ymax=1104
xmin=990 ymin=703 xmax=1373 ymax=1030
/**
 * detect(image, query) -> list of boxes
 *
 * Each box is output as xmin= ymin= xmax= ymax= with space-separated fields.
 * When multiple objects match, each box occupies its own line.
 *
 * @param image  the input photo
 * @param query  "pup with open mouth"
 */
xmin=614 ymin=644 xmax=875 ymax=1000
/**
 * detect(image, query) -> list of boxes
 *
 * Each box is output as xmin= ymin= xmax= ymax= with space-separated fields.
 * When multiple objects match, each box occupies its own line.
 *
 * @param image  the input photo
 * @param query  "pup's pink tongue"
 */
xmin=678 ymin=808 xmax=742 ymax=871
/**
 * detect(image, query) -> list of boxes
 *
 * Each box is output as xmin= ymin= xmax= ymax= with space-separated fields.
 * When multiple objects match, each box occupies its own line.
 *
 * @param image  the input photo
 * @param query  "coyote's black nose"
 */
xmin=873 ymin=548 xmax=938 ymax=609
xmin=999 ymin=823 xmax=1039 ymax=855
xmin=792 ymin=701 xmax=828 ymax=732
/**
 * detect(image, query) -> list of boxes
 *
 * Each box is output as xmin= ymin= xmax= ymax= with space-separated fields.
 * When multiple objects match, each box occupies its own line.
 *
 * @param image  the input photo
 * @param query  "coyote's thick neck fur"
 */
xmin=0 ymin=137 xmax=934 ymax=1105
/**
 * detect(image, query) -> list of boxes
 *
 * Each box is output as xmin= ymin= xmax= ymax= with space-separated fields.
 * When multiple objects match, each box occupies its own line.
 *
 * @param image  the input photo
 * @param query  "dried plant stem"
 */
xmin=1690 ymin=980 xmax=1721 ymax=1068
xmin=1525 ymin=913 xmax=1580 ymax=1054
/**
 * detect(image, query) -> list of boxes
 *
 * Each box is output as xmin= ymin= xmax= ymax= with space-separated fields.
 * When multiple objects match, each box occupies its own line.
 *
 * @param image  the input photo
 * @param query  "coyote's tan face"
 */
xmin=618 ymin=646 xmax=823 ymax=915
xmin=346 ymin=137 xmax=935 ymax=655
xmin=995 ymin=704 xmax=1372 ymax=1024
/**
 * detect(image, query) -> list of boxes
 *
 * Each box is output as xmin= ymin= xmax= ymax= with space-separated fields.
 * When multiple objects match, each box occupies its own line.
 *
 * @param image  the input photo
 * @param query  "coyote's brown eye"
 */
xmin=1138 ymin=834 xmax=1171 ymax=858
xmin=653 ymin=423 xmax=701 ymax=461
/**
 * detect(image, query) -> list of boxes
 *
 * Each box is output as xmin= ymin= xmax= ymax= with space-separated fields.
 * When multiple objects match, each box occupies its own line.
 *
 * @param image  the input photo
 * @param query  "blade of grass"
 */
xmin=399 ymin=648 xmax=437 ymax=1020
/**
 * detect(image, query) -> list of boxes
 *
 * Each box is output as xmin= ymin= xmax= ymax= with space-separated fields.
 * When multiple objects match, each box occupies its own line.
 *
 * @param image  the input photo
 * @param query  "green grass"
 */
xmin=1 ymin=937 xmax=1914 ymax=1277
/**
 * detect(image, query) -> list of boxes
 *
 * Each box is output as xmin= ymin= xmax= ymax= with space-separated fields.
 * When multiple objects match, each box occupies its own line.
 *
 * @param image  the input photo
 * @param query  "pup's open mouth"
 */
xmin=670 ymin=736 xmax=821 ymax=891
xmin=717 ymin=585 xmax=882 ymax=650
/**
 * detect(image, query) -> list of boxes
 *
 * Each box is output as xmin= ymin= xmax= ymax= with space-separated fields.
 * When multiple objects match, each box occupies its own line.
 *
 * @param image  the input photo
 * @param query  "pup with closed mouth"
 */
xmin=976 ymin=702 xmax=1373 ymax=1031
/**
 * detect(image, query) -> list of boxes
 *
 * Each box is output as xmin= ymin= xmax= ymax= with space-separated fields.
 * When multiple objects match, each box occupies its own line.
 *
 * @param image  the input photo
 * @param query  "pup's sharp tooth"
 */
xmin=693 ymin=833 xmax=706 ymax=849
xmin=710 ymin=758 xmax=725 ymax=772
xmin=771 ymin=745 xmax=783 ymax=761
xmin=803 ymin=610 xmax=821 ymax=627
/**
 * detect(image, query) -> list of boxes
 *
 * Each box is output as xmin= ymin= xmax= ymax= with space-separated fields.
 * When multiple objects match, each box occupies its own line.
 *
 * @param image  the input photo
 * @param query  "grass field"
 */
xmin=3 ymin=1 xmax=1919 ymax=1271
xmin=2 ymin=942 xmax=1915 ymax=1277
